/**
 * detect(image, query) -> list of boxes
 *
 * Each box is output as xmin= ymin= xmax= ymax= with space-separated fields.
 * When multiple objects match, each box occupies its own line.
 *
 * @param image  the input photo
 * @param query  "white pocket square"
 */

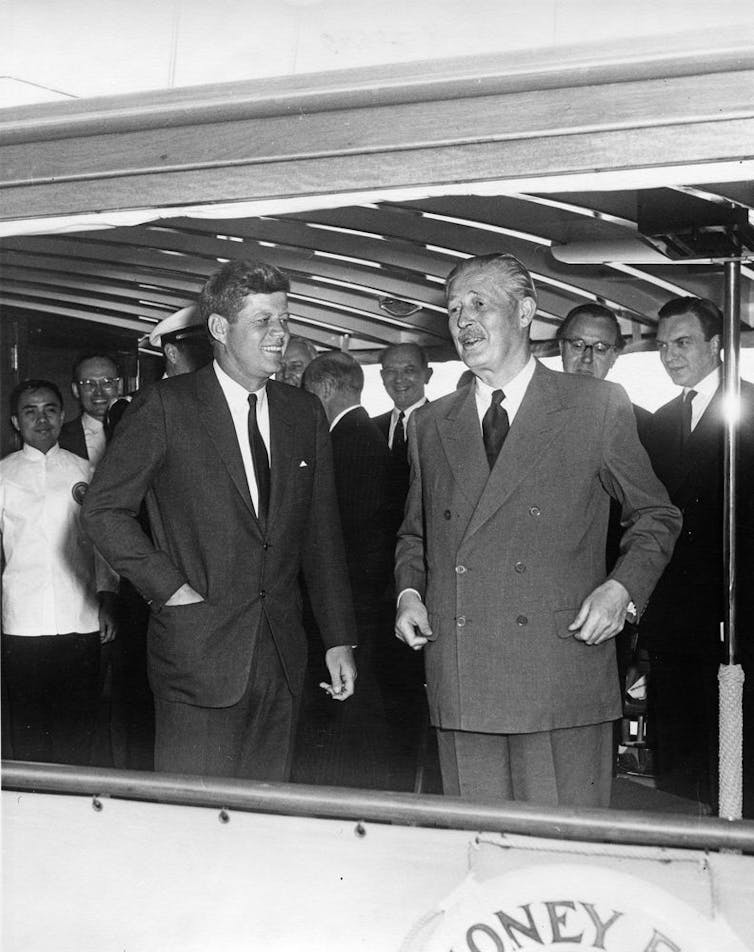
xmin=299 ymin=460 xmax=308 ymax=468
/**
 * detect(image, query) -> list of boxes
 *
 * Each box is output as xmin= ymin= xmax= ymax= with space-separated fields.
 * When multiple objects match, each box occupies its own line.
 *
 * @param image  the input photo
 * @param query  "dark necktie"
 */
xmin=247 ymin=393 xmax=270 ymax=524
xmin=391 ymin=410 xmax=407 ymax=462
xmin=680 ymin=388 xmax=697 ymax=450
xmin=482 ymin=389 xmax=509 ymax=469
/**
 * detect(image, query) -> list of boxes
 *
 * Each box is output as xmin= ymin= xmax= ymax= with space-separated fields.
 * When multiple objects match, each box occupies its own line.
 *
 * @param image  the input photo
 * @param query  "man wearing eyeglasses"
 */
xmin=395 ymin=253 xmax=680 ymax=808
xmin=556 ymin=304 xmax=651 ymax=441
xmin=59 ymin=354 xmax=123 ymax=464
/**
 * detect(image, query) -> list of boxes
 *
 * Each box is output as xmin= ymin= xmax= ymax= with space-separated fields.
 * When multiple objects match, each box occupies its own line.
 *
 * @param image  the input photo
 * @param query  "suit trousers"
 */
xmin=153 ymin=618 xmax=297 ymax=781
xmin=436 ymin=721 xmax=614 ymax=807
xmin=648 ymin=649 xmax=719 ymax=811
xmin=2 ymin=631 xmax=101 ymax=765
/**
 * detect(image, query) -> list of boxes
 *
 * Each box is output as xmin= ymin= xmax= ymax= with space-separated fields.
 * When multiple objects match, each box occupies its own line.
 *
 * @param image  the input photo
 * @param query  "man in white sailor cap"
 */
xmin=149 ymin=304 xmax=213 ymax=378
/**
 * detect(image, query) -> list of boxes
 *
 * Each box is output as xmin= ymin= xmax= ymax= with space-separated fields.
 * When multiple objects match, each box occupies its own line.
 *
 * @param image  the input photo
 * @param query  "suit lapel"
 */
xmin=437 ymin=386 xmax=489 ymax=509
xmin=687 ymin=387 xmax=722 ymax=451
xmin=194 ymin=366 xmax=259 ymax=525
xmin=266 ymin=381 xmax=295 ymax=533
xmin=463 ymin=363 xmax=564 ymax=541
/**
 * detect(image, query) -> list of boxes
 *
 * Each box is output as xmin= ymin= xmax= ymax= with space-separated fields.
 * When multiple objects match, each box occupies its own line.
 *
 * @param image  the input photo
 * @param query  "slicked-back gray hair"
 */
xmin=445 ymin=253 xmax=538 ymax=307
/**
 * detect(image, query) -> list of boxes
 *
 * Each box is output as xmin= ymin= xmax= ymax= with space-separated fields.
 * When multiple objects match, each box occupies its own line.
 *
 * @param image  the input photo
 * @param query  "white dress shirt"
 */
xmin=213 ymin=360 xmax=270 ymax=516
xmin=0 ymin=443 xmax=103 ymax=636
xmin=81 ymin=411 xmax=107 ymax=465
xmin=473 ymin=356 xmax=537 ymax=428
xmin=684 ymin=365 xmax=720 ymax=432
xmin=388 ymin=397 xmax=427 ymax=448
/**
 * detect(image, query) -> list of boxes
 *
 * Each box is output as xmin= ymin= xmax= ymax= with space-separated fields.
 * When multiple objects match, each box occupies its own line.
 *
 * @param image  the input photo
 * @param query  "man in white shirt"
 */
xmin=1 ymin=379 xmax=117 ymax=765
xmin=59 ymin=353 xmax=122 ymax=464
xmin=641 ymin=297 xmax=754 ymax=813
xmin=82 ymin=259 xmax=357 ymax=781
xmin=394 ymin=253 xmax=680 ymax=807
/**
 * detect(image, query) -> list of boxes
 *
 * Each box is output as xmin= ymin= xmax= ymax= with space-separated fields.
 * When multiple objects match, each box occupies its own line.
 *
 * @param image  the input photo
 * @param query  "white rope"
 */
xmin=718 ymin=663 xmax=745 ymax=820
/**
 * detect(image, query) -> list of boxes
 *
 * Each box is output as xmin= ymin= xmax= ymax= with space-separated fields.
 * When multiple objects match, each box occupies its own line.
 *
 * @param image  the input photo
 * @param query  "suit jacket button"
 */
xmin=456 ymin=615 xmax=466 ymax=628
xmin=263 ymin=542 xmax=270 ymax=550
xmin=516 ymin=614 xmax=528 ymax=626
xmin=514 ymin=561 xmax=526 ymax=574
xmin=455 ymin=565 xmax=466 ymax=575
xmin=444 ymin=509 xmax=452 ymax=520
xmin=529 ymin=506 xmax=541 ymax=517
xmin=259 ymin=590 xmax=267 ymax=599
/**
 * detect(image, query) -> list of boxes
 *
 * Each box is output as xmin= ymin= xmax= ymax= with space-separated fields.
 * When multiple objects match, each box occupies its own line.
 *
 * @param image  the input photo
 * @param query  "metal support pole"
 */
xmin=723 ymin=259 xmax=741 ymax=664
xmin=719 ymin=259 xmax=744 ymax=820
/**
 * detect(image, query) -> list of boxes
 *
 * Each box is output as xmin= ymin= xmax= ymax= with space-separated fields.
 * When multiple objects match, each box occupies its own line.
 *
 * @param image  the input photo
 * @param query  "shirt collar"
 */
xmin=685 ymin=365 xmax=720 ymax=400
xmin=474 ymin=355 xmax=537 ymax=416
xmin=214 ymin=359 xmax=267 ymax=409
xmin=81 ymin=411 xmax=104 ymax=433
xmin=21 ymin=441 xmax=61 ymax=461
xmin=330 ymin=404 xmax=361 ymax=432
xmin=393 ymin=396 xmax=427 ymax=421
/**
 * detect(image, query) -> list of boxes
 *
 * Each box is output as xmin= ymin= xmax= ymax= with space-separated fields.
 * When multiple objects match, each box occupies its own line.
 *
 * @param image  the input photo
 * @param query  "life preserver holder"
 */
xmin=402 ymin=862 xmax=748 ymax=952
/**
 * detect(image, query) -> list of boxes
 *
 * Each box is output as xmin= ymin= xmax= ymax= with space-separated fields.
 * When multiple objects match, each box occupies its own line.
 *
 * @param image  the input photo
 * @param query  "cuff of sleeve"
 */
xmin=397 ymin=588 xmax=422 ymax=608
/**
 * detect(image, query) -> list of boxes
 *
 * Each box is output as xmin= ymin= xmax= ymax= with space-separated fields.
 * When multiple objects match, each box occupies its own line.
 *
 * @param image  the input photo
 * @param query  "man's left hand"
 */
xmin=98 ymin=591 xmax=119 ymax=645
xmin=568 ymin=579 xmax=631 ymax=645
xmin=323 ymin=645 xmax=357 ymax=700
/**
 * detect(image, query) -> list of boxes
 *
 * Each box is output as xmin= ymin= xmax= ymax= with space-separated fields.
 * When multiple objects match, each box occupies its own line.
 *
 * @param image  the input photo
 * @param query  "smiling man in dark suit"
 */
xmin=59 ymin=353 xmax=122 ymax=464
xmin=83 ymin=259 xmax=357 ymax=780
xmin=395 ymin=253 xmax=681 ymax=807
xmin=641 ymin=296 xmax=754 ymax=812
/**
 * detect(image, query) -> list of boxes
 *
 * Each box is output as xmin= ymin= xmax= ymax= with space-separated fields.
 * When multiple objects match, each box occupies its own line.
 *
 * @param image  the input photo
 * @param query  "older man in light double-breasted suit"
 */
xmin=395 ymin=253 xmax=681 ymax=808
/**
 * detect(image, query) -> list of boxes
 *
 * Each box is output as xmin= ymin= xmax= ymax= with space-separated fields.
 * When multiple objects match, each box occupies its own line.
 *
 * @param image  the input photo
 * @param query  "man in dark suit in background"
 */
xmin=372 ymin=342 xmax=435 ymax=788
xmin=301 ymin=351 xmax=394 ymax=787
xmin=373 ymin=343 xmax=433 ymax=535
xmin=556 ymin=303 xmax=651 ymax=443
xmin=641 ymin=296 xmax=754 ymax=813
xmin=59 ymin=353 xmax=122 ymax=464
xmin=83 ymin=259 xmax=357 ymax=780
xmin=395 ymin=253 xmax=680 ymax=807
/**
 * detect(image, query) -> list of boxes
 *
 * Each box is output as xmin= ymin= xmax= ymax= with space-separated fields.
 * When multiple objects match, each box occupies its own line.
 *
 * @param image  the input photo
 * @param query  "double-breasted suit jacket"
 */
xmin=395 ymin=362 xmax=681 ymax=735
xmin=82 ymin=364 xmax=355 ymax=708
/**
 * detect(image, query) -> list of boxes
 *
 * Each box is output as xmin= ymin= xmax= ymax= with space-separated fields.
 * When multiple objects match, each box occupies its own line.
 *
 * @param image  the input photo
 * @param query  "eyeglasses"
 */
xmin=562 ymin=338 xmax=615 ymax=357
xmin=77 ymin=377 xmax=120 ymax=391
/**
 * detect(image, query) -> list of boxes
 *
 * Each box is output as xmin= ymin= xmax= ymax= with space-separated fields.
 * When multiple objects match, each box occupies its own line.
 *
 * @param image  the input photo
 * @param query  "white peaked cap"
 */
xmin=149 ymin=304 xmax=201 ymax=347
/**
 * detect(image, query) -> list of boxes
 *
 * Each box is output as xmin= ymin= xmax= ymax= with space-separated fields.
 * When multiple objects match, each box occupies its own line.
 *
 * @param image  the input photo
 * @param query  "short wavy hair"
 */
xmin=303 ymin=351 xmax=364 ymax=395
xmin=657 ymin=296 xmax=723 ymax=341
xmin=198 ymin=259 xmax=290 ymax=325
